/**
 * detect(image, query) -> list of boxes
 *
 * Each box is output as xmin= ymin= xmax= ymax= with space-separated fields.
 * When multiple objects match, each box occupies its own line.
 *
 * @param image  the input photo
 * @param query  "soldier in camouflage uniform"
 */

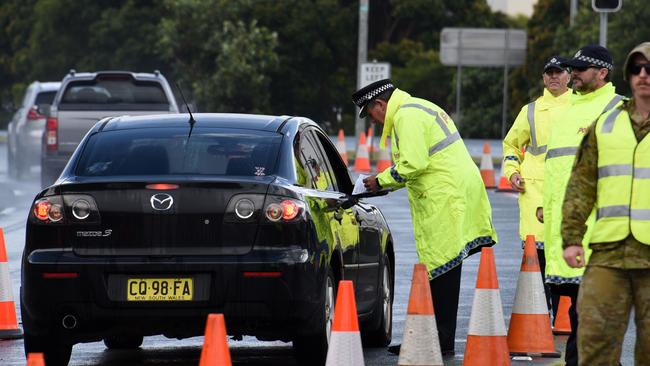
xmin=562 ymin=42 xmax=650 ymax=365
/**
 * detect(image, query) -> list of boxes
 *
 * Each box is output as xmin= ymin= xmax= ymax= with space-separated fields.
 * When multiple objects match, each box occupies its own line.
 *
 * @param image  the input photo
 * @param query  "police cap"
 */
xmin=352 ymin=79 xmax=395 ymax=118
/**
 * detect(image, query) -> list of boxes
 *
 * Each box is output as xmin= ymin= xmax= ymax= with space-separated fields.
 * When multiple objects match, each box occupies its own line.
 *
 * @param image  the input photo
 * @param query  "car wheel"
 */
xmin=21 ymin=300 xmax=72 ymax=366
xmin=362 ymin=253 xmax=393 ymax=347
xmin=24 ymin=332 xmax=72 ymax=366
xmin=104 ymin=335 xmax=144 ymax=349
xmin=15 ymin=150 xmax=26 ymax=179
xmin=7 ymin=140 xmax=16 ymax=178
xmin=293 ymin=267 xmax=336 ymax=365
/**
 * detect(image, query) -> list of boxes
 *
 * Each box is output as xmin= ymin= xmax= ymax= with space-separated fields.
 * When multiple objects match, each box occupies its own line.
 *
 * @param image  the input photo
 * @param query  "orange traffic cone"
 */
xmin=366 ymin=126 xmax=375 ymax=155
xmin=496 ymin=163 xmax=516 ymax=192
xmin=507 ymin=235 xmax=560 ymax=357
xmin=480 ymin=143 xmax=496 ymax=188
xmin=325 ymin=280 xmax=364 ymax=366
xmin=336 ymin=129 xmax=349 ymax=166
xmin=199 ymin=314 xmax=232 ymax=366
xmin=26 ymin=353 xmax=45 ymax=366
xmin=354 ymin=132 xmax=371 ymax=173
xmin=376 ymin=138 xmax=392 ymax=173
xmin=0 ymin=228 xmax=22 ymax=339
xmin=397 ymin=264 xmax=442 ymax=366
xmin=552 ymin=296 xmax=572 ymax=335
xmin=463 ymin=247 xmax=510 ymax=365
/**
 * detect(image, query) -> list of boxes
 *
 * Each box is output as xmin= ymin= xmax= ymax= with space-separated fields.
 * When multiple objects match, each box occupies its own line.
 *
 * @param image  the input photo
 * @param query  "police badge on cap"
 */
xmin=352 ymin=79 xmax=395 ymax=118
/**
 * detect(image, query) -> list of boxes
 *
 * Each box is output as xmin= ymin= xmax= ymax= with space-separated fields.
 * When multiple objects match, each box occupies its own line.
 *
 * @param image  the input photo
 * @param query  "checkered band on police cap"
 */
xmin=563 ymin=45 xmax=614 ymax=71
xmin=352 ymin=79 xmax=395 ymax=107
xmin=574 ymin=51 xmax=613 ymax=70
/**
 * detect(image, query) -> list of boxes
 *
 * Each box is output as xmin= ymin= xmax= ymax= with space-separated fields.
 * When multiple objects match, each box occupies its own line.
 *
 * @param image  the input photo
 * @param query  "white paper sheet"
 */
xmin=352 ymin=174 xmax=369 ymax=195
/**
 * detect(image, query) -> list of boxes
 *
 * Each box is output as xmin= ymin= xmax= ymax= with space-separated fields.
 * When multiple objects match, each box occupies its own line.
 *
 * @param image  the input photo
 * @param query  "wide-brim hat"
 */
xmin=624 ymin=42 xmax=650 ymax=81
xmin=352 ymin=79 xmax=395 ymax=118
xmin=562 ymin=44 xmax=613 ymax=70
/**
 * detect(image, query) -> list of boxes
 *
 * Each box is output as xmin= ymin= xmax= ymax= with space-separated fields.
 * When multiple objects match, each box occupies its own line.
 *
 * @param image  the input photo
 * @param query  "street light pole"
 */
xmin=355 ymin=0 xmax=369 ymax=139
xmin=599 ymin=12 xmax=608 ymax=47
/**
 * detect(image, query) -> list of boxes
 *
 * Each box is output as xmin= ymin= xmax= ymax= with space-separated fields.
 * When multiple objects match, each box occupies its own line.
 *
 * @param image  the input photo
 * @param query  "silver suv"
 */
xmin=7 ymin=81 xmax=61 ymax=178
xmin=41 ymin=70 xmax=179 ymax=188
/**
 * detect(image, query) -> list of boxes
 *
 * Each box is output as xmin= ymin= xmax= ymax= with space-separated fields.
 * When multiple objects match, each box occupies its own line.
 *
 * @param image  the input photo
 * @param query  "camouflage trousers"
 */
xmin=578 ymin=265 xmax=650 ymax=365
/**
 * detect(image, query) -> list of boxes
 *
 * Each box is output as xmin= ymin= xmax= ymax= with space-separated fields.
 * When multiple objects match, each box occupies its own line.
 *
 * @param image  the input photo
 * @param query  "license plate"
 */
xmin=126 ymin=278 xmax=193 ymax=301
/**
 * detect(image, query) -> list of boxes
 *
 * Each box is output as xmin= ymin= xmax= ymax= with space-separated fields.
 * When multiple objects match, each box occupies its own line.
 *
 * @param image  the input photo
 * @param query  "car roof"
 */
xmin=63 ymin=70 xmax=166 ymax=82
xmin=98 ymin=113 xmax=296 ymax=133
xmin=30 ymin=81 xmax=61 ymax=91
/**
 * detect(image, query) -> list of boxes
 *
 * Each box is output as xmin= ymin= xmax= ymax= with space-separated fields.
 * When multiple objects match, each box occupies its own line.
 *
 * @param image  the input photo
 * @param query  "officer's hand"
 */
xmin=509 ymin=173 xmax=525 ymax=192
xmin=363 ymin=174 xmax=379 ymax=192
xmin=536 ymin=207 xmax=544 ymax=223
xmin=563 ymin=245 xmax=585 ymax=268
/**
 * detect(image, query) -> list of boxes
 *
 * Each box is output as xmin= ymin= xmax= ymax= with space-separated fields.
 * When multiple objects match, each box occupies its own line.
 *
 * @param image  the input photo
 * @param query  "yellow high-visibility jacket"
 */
xmin=376 ymin=89 xmax=497 ymax=278
xmin=591 ymin=106 xmax=650 ymax=244
xmin=503 ymin=88 xmax=572 ymax=248
xmin=544 ymin=83 xmax=622 ymax=285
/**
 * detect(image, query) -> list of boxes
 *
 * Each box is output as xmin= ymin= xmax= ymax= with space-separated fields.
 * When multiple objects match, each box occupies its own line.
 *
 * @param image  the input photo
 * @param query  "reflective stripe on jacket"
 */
xmin=591 ymin=107 xmax=650 ymax=244
xmin=543 ymin=82 xmax=621 ymax=284
xmin=502 ymin=88 xmax=572 ymax=244
xmin=376 ymin=89 xmax=497 ymax=278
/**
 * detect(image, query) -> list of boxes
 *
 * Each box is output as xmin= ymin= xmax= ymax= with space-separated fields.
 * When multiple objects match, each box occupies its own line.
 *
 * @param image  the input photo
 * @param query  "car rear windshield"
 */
xmin=59 ymin=75 xmax=170 ymax=111
xmin=34 ymin=91 xmax=57 ymax=106
xmin=74 ymin=127 xmax=282 ymax=177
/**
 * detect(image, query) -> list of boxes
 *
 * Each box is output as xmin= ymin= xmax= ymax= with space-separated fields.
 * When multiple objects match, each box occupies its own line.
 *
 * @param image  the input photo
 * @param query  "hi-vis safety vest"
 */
xmin=543 ymin=82 xmax=622 ymax=285
xmin=376 ymin=89 xmax=497 ymax=279
xmin=503 ymin=89 xmax=572 ymax=244
xmin=591 ymin=106 xmax=650 ymax=245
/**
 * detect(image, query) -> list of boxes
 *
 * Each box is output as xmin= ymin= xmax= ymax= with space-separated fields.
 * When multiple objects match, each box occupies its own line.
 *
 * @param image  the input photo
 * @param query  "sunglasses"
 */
xmin=629 ymin=63 xmax=650 ymax=75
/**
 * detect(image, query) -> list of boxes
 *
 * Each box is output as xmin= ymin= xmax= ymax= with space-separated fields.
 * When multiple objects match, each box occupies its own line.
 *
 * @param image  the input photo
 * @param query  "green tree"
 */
xmin=251 ymin=0 xmax=357 ymax=131
xmin=160 ymin=0 xmax=278 ymax=113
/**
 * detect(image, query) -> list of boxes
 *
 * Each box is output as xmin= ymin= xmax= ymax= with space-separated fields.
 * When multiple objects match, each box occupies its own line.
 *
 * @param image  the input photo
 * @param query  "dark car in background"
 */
xmin=21 ymin=113 xmax=394 ymax=366
xmin=7 ymin=81 xmax=61 ymax=178
xmin=40 ymin=70 xmax=178 ymax=188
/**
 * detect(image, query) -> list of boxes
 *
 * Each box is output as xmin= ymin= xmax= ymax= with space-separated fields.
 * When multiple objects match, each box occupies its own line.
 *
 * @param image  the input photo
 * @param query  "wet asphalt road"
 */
xmin=0 ymin=139 xmax=636 ymax=365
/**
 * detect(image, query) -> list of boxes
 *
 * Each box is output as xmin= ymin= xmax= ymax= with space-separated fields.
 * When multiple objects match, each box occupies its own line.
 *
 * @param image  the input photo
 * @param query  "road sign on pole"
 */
xmin=360 ymin=62 xmax=391 ymax=87
xmin=592 ymin=0 xmax=622 ymax=47
xmin=440 ymin=28 xmax=526 ymax=133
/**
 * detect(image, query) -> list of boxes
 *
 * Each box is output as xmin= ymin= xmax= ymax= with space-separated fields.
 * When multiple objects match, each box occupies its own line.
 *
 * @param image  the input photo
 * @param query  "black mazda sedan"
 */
xmin=21 ymin=113 xmax=394 ymax=366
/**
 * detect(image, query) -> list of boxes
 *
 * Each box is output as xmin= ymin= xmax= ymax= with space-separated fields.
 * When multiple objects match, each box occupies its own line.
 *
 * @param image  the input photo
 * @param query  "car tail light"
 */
xmin=31 ymin=195 xmax=100 ymax=224
xmin=146 ymin=183 xmax=179 ymax=190
xmin=46 ymin=117 xmax=58 ymax=151
xmin=26 ymin=106 xmax=45 ymax=121
xmin=265 ymin=199 xmax=305 ymax=222
xmin=33 ymin=198 xmax=64 ymax=223
xmin=223 ymin=194 xmax=265 ymax=223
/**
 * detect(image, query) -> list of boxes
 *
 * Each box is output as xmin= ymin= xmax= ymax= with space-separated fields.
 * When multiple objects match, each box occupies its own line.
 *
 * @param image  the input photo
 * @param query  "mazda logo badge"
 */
xmin=150 ymin=193 xmax=174 ymax=210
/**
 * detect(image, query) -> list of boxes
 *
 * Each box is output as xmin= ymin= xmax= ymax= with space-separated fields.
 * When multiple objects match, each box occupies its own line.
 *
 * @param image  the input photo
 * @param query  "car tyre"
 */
xmin=21 ymin=300 xmax=72 ymax=366
xmin=7 ymin=140 xmax=16 ymax=178
xmin=362 ymin=253 xmax=393 ymax=347
xmin=24 ymin=332 xmax=72 ymax=366
xmin=103 ymin=335 xmax=144 ymax=349
xmin=293 ymin=267 xmax=336 ymax=366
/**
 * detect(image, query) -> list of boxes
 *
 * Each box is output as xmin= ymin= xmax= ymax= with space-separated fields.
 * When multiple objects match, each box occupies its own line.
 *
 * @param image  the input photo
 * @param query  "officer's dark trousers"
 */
xmin=550 ymin=283 xmax=579 ymax=366
xmin=429 ymin=263 xmax=462 ymax=353
xmin=538 ymin=248 xmax=560 ymax=317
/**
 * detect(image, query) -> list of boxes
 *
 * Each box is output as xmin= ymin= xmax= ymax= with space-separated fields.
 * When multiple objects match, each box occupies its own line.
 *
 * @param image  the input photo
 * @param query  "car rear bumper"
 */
xmin=21 ymin=247 xmax=325 ymax=344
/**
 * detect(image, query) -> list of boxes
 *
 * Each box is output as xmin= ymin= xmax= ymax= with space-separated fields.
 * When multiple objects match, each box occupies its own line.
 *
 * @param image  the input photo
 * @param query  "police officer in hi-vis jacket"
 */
xmin=353 ymin=79 xmax=497 ymax=356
